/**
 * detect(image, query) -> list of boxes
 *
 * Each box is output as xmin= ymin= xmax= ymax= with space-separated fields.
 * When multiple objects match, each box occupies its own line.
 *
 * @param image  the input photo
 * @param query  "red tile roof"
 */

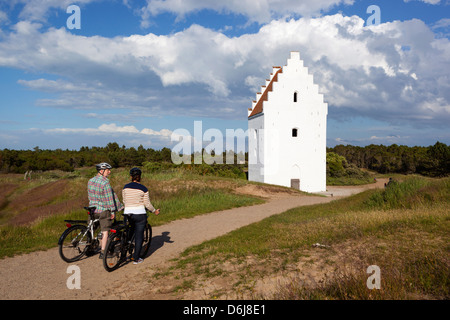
xmin=248 ymin=67 xmax=283 ymax=118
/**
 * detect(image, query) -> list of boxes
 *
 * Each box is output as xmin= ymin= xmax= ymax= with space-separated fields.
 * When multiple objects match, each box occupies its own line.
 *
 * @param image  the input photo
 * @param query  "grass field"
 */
xmin=1 ymin=168 xmax=448 ymax=300
xmin=156 ymin=176 xmax=449 ymax=300
xmin=0 ymin=168 xmax=265 ymax=258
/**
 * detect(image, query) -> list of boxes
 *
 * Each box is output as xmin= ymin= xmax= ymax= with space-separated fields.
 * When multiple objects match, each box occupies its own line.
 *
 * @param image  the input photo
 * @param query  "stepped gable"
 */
xmin=248 ymin=66 xmax=283 ymax=118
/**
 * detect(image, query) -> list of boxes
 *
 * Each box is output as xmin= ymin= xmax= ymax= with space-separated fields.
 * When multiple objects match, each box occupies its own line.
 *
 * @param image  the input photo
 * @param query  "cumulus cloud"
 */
xmin=29 ymin=123 xmax=200 ymax=150
xmin=139 ymin=0 xmax=355 ymax=26
xmin=0 ymin=14 xmax=449 ymax=128
xmin=37 ymin=123 xmax=175 ymax=148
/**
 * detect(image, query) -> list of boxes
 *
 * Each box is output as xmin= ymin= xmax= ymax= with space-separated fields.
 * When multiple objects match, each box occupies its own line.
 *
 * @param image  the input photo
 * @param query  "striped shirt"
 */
xmin=87 ymin=175 xmax=124 ymax=213
xmin=122 ymin=182 xmax=156 ymax=215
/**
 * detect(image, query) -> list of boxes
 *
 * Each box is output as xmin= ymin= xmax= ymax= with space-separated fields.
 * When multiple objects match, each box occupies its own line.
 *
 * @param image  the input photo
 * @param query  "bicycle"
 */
xmin=103 ymin=213 xmax=152 ymax=272
xmin=58 ymin=206 xmax=103 ymax=263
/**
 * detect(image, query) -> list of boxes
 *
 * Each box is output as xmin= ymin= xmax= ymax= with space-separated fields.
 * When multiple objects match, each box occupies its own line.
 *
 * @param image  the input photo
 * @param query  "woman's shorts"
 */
xmin=94 ymin=210 xmax=113 ymax=232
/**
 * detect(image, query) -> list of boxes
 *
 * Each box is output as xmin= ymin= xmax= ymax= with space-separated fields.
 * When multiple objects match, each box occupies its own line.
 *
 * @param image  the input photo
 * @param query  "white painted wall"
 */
xmin=248 ymin=114 xmax=264 ymax=183
xmin=248 ymin=51 xmax=328 ymax=193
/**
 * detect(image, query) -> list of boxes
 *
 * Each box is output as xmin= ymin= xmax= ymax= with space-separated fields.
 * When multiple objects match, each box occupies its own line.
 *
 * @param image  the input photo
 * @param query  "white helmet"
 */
xmin=96 ymin=162 xmax=112 ymax=172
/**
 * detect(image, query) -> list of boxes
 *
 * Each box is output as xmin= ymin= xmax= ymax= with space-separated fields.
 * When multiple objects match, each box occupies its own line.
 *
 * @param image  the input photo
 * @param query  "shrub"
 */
xmin=327 ymin=152 xmax=372 ymax=185
xmin=364 ymin=176 xmax=450 ymax=210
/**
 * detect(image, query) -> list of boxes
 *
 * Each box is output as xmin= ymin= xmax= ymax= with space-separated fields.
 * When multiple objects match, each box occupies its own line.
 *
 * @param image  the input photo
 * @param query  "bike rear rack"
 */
xmin=84 ymin=206 xmax=96 ymax=215
xmin=110 ymin=221 xmax=125 ymax=233
xmin=64 ymin=219 xmax=88 ymax=224
xmin=63 ymin=207 xmax=97 ymax=227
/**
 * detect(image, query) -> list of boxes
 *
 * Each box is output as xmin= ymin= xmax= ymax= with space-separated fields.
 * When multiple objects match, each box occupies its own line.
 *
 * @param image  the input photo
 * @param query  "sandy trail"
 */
xmin=0 ymin=179 xmax=386 ymax=300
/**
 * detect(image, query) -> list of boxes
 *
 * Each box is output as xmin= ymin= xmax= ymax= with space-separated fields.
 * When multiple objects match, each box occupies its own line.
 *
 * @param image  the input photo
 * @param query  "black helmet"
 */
xmin=96 ymin=162 xmax=112 ymax=171
xmin=129 ymin=167 xmax=142 ymax=176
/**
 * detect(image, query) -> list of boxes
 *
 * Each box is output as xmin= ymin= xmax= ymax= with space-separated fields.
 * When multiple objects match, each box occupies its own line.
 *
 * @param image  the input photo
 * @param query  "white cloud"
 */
xmin=11 ymin=0 xmax=99 ymax=22
xmin=433 ymin=18 xmax=450 ymax=30
xmin=38 ymin=123 xmax=175 ymax=148
xmin=139 ymin=0 xmax=355 ymax=26
xmin=432 ymin=18 xmax=450 ymax=38
xmin=18 ymin=78 xmax=88 ymax=93
xmin=1 ymin=14 xmax=449 ymax=128
xmin=0 ymin=9 xmax=8 ymax=25
xmin=141 ymin=128 xmax=172 ymax=137
xmin=332 ymin=131 xmax=413 ymax=146
xmin=98 ymin=123 xmax=140 ymax=134
xmin=404 ymin=0 xmax=441 ymax=4
xmin=46 ymin=123 xmax=167 ymax=136
xmin=33 ymin=123 xmax=206 ymax=150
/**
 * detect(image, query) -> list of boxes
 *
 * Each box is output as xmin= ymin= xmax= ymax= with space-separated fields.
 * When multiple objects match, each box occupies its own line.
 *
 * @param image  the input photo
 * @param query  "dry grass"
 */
xmin=0 ymin=168 xmax=268 ymax=258
xmin=145 ymin=177 xmax=449 ymax=300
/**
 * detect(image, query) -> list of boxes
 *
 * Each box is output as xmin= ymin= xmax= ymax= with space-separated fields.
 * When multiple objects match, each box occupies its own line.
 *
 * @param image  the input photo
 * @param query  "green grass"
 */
xmin=0 ymin=209 xmax=87 ymax=258
xmin=149 ymin=187 xmax=264 ymax=226
xmin=364 ymin=176 xmax=449 ymax=210
xmin=0 ymin=170 xmax=264 ymax=259
xmin=169 ymin=176 xmax=450 ymax=299
xmin=327 ymin=176 xmax=374 ymax=186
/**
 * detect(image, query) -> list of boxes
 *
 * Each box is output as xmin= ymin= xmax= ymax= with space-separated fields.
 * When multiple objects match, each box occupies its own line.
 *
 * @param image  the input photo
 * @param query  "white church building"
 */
xmin=248 ymin=51 xmax=328 ymax=193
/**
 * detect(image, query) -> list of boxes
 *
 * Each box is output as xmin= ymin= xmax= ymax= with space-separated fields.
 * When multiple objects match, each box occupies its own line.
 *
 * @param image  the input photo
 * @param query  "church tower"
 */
xmin=248 ymin=51 xmax=328 ymax=193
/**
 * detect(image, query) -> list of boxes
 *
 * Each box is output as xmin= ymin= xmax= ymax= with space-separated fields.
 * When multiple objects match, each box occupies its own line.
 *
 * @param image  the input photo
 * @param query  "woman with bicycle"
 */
xmin=122 ymin=167 xmax=160 ymax=264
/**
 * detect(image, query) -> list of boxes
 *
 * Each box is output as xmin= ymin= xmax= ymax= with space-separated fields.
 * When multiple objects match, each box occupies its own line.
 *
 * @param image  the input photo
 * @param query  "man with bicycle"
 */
xmin=88 ymin=162 xmax=124 ymax=259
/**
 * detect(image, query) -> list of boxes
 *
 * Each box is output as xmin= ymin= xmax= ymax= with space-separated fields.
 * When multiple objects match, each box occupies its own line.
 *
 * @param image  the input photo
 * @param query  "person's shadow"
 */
xmin=144 ymin=231 xmax=174 ymax=259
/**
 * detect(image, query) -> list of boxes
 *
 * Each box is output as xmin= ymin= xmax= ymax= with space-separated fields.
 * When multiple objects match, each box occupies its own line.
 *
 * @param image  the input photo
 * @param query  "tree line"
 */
xmin=0 ymin=141 xmax=448 ymax=177
xmin=0 ymin=142 xmax=246 ymax=175
xmin=328 ymin=141 xmax=449 ymax=177
xmin=0 ymin=143 xmax=172 ymax=173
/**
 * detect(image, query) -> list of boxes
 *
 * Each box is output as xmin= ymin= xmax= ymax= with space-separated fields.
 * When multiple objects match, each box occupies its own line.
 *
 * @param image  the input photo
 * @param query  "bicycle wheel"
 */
xmin=103 ymin=232 xmax=125 ymax=272
xmin=139 ymin=223 xmax=152 ymax=259
xmin=58 ymin=225 xmax=91 ymax=262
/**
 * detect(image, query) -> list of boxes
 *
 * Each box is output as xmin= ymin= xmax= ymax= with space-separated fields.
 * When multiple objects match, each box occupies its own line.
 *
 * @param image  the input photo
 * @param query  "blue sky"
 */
xmin=0 ymin=0 xmax=449 ymax=151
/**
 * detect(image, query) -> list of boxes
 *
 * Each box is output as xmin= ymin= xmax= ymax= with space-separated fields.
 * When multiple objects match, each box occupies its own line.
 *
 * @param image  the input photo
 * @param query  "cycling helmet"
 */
xmin=129 ymin=167 xmax=142 ymax=176
xmin=96 ymin=162 xmax=112 ymax=171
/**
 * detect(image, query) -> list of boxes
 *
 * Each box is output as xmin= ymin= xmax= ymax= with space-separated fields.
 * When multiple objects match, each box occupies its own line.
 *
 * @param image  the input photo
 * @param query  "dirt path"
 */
xmin=0 ymin=179 xmax=386 ymax=300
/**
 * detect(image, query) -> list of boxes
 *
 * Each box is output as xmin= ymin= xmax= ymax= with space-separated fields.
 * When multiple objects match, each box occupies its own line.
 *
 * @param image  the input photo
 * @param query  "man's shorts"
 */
xmin=94 ymin=210 xmax=113 ymax=232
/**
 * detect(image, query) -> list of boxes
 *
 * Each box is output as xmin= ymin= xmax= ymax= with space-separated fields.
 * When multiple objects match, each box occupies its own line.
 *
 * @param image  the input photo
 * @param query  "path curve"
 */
xmin=0 ymin=179 xmax=386 ymax=300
